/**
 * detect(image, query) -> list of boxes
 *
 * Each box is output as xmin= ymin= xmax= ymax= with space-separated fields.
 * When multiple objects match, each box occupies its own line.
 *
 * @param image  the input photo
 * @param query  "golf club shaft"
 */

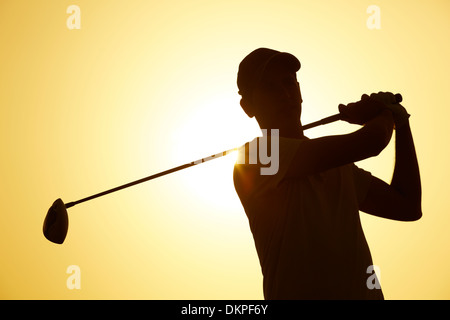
xmin=302 ymin=114 xmax=342 ymax=130
xmin=64 ymin=114 xmax=333 ymax=209
xmin=302 ymin=93 xmax=402 ymax=130
xmin=65 ymin=93 xmax=402 ymax=209
xmin=65 ymin=149 xmax=237 ymax=208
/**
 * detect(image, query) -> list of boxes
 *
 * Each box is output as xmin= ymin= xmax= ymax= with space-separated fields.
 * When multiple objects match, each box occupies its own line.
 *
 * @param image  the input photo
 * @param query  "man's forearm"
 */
xmin=360 ymin=109 xmax=394 ymax=156
xmin=391 ymin=120 xmax=422 ymax=215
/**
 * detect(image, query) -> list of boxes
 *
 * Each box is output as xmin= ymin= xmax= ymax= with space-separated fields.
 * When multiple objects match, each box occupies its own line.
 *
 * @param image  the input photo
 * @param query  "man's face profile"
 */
xmin=250 ymin=62 xmax=303 ymax=126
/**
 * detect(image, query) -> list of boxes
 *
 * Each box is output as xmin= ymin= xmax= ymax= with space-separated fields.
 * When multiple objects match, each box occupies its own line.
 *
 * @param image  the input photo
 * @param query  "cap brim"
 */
xmin=252 ymin=52 xmax=301 ymax=88
xmin=246 ymin=52 xmax=301 ymax=93
xmin=265 ymin=52 xmax=301 ymax=72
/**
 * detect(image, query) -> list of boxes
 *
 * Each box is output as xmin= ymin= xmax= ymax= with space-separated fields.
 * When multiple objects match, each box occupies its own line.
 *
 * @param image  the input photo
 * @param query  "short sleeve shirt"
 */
xmin=233 ymin=136 xmax=383 ymax=299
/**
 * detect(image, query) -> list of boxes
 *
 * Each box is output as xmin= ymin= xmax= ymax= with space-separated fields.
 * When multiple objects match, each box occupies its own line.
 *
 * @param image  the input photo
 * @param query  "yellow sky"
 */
xmin=0 ymin=0 xmax=449 ymax=299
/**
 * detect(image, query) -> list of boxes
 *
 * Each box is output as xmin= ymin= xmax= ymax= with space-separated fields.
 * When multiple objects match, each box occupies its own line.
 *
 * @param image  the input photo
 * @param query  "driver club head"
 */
xmin=43 ymin=198 xmax=69 ymax=244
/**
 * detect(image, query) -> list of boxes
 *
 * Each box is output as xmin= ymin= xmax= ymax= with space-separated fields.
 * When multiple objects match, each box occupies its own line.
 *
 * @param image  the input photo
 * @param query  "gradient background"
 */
xmin=1 ymin=0 xmax=449 ymax=299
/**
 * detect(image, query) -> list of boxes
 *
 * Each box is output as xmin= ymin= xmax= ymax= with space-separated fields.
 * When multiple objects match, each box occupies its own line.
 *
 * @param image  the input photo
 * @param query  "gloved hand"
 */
xmin=368 ymin=92 xmax=410 ymax=129
xmin=338 ymin=95 xmax=386 ymax=125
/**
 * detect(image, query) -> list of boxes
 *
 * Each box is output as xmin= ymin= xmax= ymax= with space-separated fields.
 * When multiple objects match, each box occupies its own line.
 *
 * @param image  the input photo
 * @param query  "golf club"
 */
xmin=43 ymin=93 xmax=402 ymax=244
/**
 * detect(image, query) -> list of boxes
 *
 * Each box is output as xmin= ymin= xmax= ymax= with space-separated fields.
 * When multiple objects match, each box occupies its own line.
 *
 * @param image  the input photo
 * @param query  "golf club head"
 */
xmin=43 ymin=198 xmax=68 ymax=244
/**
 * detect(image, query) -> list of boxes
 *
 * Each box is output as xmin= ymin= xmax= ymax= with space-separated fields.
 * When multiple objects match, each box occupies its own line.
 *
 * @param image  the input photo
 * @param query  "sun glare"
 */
xmin=170 ymin=97 xmax=249 ymax=211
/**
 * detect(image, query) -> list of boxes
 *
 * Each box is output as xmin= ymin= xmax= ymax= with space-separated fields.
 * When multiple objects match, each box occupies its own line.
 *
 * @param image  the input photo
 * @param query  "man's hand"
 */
xmin=369 ymin=92 xmax=410 ymax=129
xmin=338 ymin=95 xmax=387 ymax=125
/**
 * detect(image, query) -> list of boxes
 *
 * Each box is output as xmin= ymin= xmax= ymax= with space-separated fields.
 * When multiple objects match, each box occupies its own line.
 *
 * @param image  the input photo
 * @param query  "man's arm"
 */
xmin=360 ymin=120 xmax=422 ymax=221
xmin=285 ymin=99 xmax=394 ymax=178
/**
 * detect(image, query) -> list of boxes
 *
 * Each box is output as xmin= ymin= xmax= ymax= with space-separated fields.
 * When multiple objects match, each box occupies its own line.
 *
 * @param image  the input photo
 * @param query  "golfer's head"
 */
xmin=237 ymin=48 xmax=302 ymax=123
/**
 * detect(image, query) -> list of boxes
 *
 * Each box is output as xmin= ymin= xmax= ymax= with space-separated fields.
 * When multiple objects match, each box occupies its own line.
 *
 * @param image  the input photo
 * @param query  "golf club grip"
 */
xmin=302 ymin=93 xmax=402 ymax=130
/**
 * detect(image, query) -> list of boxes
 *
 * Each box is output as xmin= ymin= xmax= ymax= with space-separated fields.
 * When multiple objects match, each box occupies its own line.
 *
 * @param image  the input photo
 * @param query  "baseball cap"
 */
xmin=237 ymin=48 xmax=301 ymax=98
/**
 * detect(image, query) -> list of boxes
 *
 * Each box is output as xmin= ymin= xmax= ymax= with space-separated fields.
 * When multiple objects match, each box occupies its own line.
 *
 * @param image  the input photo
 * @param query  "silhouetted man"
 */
xmin=233 ymin=48 xmax=422 ymax=299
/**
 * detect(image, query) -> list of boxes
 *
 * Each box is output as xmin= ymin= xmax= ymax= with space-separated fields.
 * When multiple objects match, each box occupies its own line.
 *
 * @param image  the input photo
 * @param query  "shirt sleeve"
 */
xmin=351 ymin=164 xmax=373 ymax=205
xmin=234 ymin=136 xmax=302 ymax=199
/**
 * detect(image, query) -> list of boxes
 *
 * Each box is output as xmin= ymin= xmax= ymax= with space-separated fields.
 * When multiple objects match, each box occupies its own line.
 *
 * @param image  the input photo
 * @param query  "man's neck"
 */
xmin=259 ymin=126 xmax=305 ymax=139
